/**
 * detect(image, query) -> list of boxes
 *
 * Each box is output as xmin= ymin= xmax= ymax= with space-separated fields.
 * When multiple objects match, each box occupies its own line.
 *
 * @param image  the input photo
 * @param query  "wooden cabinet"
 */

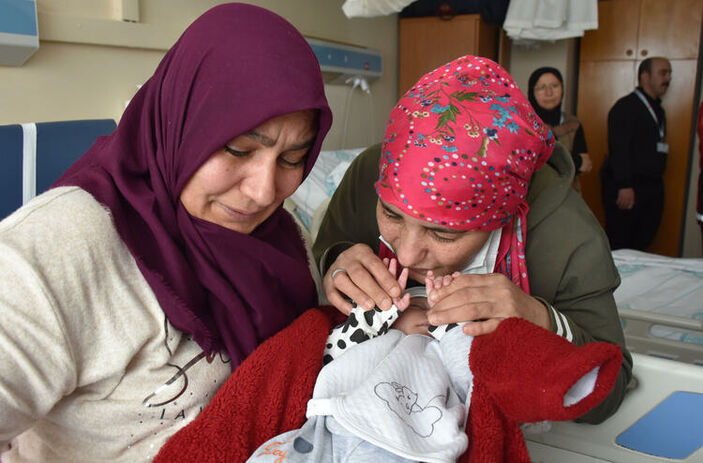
xmin=580 ymin=0 xmax=702 ymax=62
xmin=579 ymin=1 xmax=640 ymax=62
xmin=577 ymin=0 xmax=703 ymax=256
xmin=398 ymin=15 xmax=498 ymax=97
xmin=638 ymin=0 xmax=702 ymax=59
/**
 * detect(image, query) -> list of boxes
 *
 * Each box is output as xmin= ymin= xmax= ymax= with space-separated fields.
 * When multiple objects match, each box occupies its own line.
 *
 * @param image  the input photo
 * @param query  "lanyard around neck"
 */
xmin=634 ymin=88 xmax=665 ymax=139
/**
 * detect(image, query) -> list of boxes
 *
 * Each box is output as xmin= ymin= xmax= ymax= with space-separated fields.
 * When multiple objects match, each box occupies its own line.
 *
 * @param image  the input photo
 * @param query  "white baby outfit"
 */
xmin=248 ymin=307 xmax=472 ymax=463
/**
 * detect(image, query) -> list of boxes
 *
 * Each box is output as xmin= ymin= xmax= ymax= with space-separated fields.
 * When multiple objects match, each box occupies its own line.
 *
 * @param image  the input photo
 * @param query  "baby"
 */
xmin=249 ymin=259 xmax=473 ymax=463
xmin=323 ymin=258 xmax=463 ymax=364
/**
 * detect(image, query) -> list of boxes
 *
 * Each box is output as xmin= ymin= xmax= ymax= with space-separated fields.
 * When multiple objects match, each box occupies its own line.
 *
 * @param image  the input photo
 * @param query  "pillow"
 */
xmin=290 ymin=147 xmax=365 ymax=230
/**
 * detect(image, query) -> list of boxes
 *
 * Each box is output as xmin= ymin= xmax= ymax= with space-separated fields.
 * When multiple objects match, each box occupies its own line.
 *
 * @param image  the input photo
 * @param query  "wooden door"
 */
xmin=398 ymin=15 xmax=497 ymax=97
xmin=638 ymin=0 xmax=703 ymax=59
xmin=580 ymin=0 xmax=640 ymax=61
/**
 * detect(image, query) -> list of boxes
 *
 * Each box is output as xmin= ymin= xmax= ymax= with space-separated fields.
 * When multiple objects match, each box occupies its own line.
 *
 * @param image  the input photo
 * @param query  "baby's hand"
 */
xmin=425 ymin=270 xmax=461 ymax=308
xmin=384 ymin=258 xmax=410 ymax=311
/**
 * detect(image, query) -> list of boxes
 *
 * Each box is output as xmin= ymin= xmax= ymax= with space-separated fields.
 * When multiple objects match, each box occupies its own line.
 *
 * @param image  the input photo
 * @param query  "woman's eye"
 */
xmin=279 ymin=156 xmax=306 ymax=168
xmin=224 ymin=145 xmax=249 ymax=157
xmin=383 ymin=210 xmax=402 ymax=221
xmin=432 ymin=232 xmax=455 ymax=243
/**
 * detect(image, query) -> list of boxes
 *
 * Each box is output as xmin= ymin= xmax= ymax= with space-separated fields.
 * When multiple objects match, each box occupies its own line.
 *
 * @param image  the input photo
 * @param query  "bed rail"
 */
xmin=619 ymin=308 xmax=703 ymax=366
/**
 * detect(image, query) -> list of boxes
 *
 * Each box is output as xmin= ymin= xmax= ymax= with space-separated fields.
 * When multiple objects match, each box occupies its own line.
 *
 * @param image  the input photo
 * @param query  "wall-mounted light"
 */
xmin=306 ymin=38 xmax=382 ymax=85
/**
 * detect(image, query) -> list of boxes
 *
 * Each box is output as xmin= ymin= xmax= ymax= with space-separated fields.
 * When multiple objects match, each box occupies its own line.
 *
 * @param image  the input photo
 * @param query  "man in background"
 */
xmin=601 ymin=57 xmax=672 ymax=250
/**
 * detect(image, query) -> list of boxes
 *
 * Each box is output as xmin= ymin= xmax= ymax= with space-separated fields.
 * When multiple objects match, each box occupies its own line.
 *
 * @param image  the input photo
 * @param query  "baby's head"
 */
xmin=392 ymin=286 xmax=431 ymax=336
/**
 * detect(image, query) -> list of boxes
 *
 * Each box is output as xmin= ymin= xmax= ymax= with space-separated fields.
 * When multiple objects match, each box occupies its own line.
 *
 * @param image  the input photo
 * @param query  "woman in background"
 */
xmin=528 ymin=67 xmax=592 ymax=191
xmin=0 ymin=3 xmax=331 ymax=461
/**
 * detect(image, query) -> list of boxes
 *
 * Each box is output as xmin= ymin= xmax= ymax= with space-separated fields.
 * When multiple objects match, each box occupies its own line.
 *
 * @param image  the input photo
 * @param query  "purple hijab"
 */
xmin=54 ymin=3 xmax=332 ymax=367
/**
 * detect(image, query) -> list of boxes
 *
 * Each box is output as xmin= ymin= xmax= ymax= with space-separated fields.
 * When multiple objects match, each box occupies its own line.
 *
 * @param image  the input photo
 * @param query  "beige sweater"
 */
xmin=0 ymin=187 xmax=231 ymax=462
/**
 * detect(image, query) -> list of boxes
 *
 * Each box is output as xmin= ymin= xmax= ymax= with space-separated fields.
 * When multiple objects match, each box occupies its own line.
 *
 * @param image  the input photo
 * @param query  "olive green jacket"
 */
xmin=312 ymin=142 xmax=633 ymax=424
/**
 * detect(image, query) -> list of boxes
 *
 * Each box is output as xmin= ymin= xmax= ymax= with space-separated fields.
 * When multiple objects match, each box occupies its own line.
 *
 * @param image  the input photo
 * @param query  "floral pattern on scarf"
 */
xmin=375 ymin=55 xmax=554 ymax=292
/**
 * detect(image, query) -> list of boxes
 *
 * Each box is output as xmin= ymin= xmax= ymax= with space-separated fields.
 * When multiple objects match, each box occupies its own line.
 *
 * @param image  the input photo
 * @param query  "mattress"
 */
xmin=613 ymin=249 xmax=703 ymax=347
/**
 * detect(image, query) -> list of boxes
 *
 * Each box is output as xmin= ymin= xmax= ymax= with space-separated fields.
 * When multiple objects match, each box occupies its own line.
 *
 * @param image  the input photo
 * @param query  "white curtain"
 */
xmin=503 ymin=0 xmax=598 ymax=42
xmin=342 ymin=0 xmax=418 ymax=18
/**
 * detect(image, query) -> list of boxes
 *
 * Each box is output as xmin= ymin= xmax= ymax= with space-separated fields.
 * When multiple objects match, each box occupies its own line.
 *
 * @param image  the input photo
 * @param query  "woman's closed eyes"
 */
xmin=223 ymin=144 xmax=307 ymax=169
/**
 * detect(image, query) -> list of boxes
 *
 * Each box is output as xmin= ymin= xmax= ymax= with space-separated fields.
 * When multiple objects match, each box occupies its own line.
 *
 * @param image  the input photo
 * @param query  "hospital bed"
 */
xmin=526 ymin=250 xmax=703 ymax=462
xmin=613 ymin=249 xmax=703 ymax=365
xmin=286 ymin=147 xmax=703 ymax=463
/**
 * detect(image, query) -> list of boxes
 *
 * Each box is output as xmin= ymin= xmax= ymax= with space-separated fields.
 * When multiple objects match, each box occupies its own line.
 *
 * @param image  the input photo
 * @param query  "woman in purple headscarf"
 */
xmin=0 ymin=3 xmax=331 ymax=460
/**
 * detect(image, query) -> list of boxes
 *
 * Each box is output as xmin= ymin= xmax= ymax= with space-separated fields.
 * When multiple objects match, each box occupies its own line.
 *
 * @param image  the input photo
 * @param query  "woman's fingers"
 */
xmin=324 ymin=244 xmax=401 ymax=311
xmin=367 ymin=257 xmax=403 ymax=299
xmin=427 ymin=299 xmax=493 ymax=326
xmin=462 ymin=318 xmax=502 ymax=336
xmin=323 ymin=277 xmax=354 ymax=315
xmin=427 ymin=272 xmax=550 ymax=330
xmin=346 ymin=258 xmax=399 ymax=310
xmin=331 ymin=269 xmax=380 ymax=310
xmin=426 ymin=274 xmax=509 ymax=324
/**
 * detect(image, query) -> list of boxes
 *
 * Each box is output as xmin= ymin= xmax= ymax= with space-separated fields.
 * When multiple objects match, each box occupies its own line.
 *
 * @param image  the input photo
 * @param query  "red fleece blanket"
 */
xmin=155 ymin=308 xmax=621 ymax=462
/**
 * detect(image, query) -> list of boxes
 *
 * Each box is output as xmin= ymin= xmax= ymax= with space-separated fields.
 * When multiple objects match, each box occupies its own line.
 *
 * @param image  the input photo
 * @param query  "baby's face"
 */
xmin=392 ymin=296 xmax=431 ymax=336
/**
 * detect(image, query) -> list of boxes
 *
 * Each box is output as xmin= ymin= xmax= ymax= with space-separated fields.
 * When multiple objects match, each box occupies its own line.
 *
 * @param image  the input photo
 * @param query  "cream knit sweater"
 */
xmin=0 ymin=187 xmax=230 ymax=462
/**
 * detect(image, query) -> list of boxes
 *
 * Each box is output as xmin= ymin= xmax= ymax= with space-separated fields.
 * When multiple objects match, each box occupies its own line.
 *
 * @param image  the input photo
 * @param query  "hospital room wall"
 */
xmin=0 ymin=0 xmax=398 ymax=151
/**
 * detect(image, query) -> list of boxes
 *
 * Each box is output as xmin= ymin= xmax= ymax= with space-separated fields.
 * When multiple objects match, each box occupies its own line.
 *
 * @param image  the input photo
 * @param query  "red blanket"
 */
xmin=155 ymin=308 xmax=621 ymax=462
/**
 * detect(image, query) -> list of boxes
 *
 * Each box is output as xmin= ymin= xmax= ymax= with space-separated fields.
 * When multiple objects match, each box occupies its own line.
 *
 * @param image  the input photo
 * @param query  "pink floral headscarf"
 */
xmin=376 ymin=55 xmax=554 ymax=293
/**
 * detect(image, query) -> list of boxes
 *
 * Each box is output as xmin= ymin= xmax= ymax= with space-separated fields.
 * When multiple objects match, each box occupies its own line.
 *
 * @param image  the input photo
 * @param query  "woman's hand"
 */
xmin=426 ymin=272 xmax=550 ymax=336
xmin=579 ymin=153 xmax=593 ymax=173
xmin=323 ymin=244 xmax=403 ymax=315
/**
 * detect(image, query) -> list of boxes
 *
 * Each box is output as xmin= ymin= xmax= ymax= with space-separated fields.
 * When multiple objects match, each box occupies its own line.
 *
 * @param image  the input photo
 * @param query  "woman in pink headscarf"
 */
xmin=313 ymin=55 xmax=631 ymax=424
xmin=0 ymin=3 xmax=331 ymax=461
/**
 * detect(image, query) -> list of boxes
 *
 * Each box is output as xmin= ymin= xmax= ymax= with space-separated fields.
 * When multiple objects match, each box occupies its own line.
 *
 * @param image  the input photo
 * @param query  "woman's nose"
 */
xmin=395 ymin=229 xmax=425 ymax=268
xmin=242 ymin=157 xmax=277 ymax=207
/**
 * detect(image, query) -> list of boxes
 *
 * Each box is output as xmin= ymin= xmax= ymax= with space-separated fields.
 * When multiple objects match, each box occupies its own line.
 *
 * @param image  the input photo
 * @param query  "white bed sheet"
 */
xmin=612 ymin=249 xmax=703 ymax=345
xmin=290 ymin=148 xmax=365 ymax=230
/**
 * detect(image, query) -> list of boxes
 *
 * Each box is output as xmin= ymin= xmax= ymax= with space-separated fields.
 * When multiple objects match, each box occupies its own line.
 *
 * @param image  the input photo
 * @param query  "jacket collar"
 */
xmin=526 ymin=142 xmax=574 ymax=230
